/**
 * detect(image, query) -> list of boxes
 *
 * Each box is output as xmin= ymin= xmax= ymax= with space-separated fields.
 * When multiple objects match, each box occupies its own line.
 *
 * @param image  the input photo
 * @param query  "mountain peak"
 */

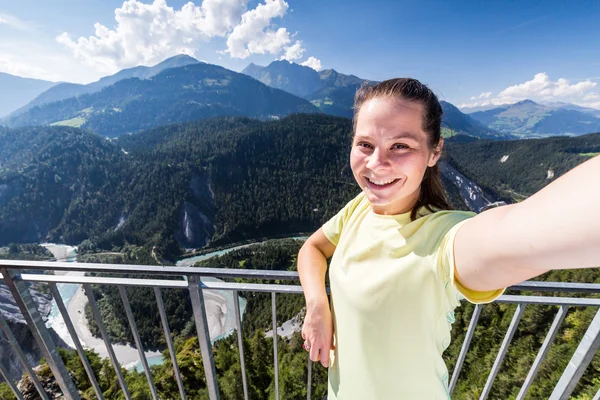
xmin=514 ymin=99 xmax=538 ymax=106
xmin=157 ymin=54 xmax=200 ymax=65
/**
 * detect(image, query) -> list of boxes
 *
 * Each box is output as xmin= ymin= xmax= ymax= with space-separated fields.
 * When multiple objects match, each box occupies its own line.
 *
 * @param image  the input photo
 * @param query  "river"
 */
xmin=44 ymin=236 xmax=306 ymax=372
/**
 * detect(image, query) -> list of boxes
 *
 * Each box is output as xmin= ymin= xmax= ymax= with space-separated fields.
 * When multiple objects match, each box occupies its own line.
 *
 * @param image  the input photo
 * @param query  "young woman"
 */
xmin=297 ymin=78 xmax=600 ymax=399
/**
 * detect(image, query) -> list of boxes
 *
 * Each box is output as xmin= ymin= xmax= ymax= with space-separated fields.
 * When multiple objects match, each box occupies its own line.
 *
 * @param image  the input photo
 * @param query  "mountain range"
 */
xmin=3 ymin=62 xmax=320 ymax=137
xmin=8 ymin=54 xmax=202 ymax=118
xmin=241 ymin=60 xmax=512 ymax=139
xmin=0 ymin=73 xmax=58 ymax=118
xmin=3 ymin=55 xmax=600 ymax=140
xmin=466 ymin=99 xmax=600 ymax=137
xmin=242 ymin=60 xmax=372 ymax=119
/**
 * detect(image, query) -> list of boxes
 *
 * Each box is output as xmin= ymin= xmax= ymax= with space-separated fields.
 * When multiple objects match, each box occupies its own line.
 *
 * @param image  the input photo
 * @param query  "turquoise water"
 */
xmin=133 ymin=354 xmax=165 ymax=373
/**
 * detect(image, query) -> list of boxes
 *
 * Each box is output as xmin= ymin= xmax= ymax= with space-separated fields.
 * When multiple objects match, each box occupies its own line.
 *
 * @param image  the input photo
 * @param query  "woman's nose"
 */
xmin=366 ymin=148 xmax=388 ymax=169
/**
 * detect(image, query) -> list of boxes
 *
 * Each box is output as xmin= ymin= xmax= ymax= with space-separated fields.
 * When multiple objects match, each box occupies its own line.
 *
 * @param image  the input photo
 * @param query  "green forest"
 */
xmin=1 ymin=115 xmax=600 ymax=399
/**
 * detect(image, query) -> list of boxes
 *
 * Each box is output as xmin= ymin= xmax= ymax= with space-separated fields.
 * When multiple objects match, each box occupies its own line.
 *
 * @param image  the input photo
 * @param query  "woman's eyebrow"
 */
xmin=389 ymin=133 xmax=420 ymax=141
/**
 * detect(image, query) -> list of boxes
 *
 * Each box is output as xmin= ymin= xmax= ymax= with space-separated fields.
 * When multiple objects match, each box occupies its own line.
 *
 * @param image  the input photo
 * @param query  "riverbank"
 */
xmin=67 ymin=285 xmax=162 ymax=366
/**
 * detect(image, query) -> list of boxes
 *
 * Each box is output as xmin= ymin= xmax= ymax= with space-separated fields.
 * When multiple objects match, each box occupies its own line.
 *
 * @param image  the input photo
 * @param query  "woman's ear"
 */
xmin=428 ymin=138 xmax=444 ymax=167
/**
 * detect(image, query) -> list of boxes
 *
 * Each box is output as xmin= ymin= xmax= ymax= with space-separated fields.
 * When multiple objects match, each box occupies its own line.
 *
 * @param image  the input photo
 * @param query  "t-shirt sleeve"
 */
xmin=322 ymin=193 xmax=364 ymax=246
xmin=437 ymin=214 xmax=506 ymax=305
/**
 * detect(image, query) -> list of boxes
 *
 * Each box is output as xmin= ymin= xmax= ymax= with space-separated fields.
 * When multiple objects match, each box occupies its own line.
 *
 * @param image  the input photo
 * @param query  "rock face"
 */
xmin=175 ymin=173 xmax=216 ymax=248
xmin=439 ymin=161 xmax=497 ymax=212
xmin=0 ymin=282 xmax=69 ymax=385
xmin=18 ymin=363 xmax=78 ymax=399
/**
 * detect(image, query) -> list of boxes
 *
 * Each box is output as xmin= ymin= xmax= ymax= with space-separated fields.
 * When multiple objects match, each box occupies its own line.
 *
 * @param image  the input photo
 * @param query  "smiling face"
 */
xmin=351 ymin=97 xmax=443 ymax=215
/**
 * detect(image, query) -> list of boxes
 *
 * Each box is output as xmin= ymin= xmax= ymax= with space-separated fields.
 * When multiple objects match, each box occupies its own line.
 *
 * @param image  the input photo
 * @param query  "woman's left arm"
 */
xmin=454 ymin=155 xmax=600 ymax=292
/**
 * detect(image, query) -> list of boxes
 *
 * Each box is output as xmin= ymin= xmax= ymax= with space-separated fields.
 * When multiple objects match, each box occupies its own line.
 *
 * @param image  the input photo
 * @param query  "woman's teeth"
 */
xmin=368 ymin=178 xmax=397 ymax=186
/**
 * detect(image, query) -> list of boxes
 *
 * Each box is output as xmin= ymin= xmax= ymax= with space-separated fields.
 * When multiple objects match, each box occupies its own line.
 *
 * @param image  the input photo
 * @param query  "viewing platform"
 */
xmin=0 ymin=259 xmax=599 ymax=400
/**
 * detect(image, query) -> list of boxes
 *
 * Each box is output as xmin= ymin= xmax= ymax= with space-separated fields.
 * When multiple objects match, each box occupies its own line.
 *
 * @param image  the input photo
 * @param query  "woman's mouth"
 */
xmin=365 ymin=177 xmax=400 ymax=189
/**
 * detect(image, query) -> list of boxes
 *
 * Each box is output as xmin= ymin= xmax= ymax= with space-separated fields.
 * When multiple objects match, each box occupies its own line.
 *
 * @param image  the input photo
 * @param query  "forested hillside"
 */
xmin=445 ymin=132 xmax=600 ymax=201
xmin=0 ymin=115 xmax=359 ymax=259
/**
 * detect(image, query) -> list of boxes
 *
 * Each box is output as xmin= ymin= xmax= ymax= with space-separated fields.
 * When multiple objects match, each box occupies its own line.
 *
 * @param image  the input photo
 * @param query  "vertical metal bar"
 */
xmin=516 ymin=305 xmax=568 ymax=400
xmin=49 ymin=283 xmax=104 ymax=400
xmin=306 ymin=359 xmax=313 ymax=400
xmin=480 ymin=303 xmax=526 ymax=400
xmin=550 ymin=307 xmax=600 ymax=400
xmin=0 ymin=318 xmax=45 ymax=400
xmin=118 ymin=286 xmax=158 ymax=400
xmin=0 ymin=268 xmax=79 ymax=400
xmin=154 ymin=287 xmax=186 ymax=400
xmin=272 ymin=292 xmax=279 ymax=400
xmin=449 ymin=304 xmax=482 ymax=394
xmin=0 ymin=360 xmax=25 ymax=400
xmin=83 ymin=283 xmax=131 ymax=400
xmin=233 ymin=290 xmax=249 ymax=400
xmin=187 ymin=275 xmax=220 ymax=400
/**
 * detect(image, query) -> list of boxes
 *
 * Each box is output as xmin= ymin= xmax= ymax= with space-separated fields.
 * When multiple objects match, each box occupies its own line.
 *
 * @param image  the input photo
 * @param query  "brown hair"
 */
xmin=353 ymin=78 xmax=452 ymax=220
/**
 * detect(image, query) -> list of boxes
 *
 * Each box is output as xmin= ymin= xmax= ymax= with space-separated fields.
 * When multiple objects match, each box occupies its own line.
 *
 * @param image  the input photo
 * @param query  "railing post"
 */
xmin=83 ymin=283 xmax=131 ymax=400
xmin=48 ymin=283 xmax=104 ymax=400
xmin=0 ymin=317 xmax=43 ymax=400
xmin=516 ymin=305 xmax=568 ymax=400
xmin=233 ymin=290 xmax=249 ymax=400
xmin=188 ymin=275 xmax=220 ymax=400
xmin=306 ymin=359 xmax=313 ymax=400
xmin=118 ymin=286 xmax=159 ymax=400
xmin=272 ymin=292 xmax=280 ymax=400
xmin=449 ymin=304 xmax=482 ymax=394
xmin=480 ymin=303 xmax=526 ymax=400
xmin=154 ymin=287 xmax=187 ymax=400
xmin=0 ymin=360 xmax=24 ymax=400
xmin=549 ymin=307 xmax=600 ymax=400
xmin=0 ymin=268 xmax=80 ymax=400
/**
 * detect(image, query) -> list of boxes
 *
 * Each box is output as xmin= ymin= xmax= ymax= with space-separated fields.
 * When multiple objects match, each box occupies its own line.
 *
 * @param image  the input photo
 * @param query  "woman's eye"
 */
xmin=357 ymin=142 xmax=373 ymax=149
xmin=392 ymin=143 xmax=409 ymax=150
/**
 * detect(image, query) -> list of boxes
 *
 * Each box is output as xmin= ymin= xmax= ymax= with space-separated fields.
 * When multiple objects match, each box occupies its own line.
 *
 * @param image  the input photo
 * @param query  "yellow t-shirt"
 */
xmin=322 ymin=193 xmax=504 ymax=399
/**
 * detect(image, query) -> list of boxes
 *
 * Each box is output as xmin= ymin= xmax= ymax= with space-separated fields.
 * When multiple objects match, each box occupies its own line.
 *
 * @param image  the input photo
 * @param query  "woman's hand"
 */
xmin=302 ymin=299 xmax=335 ymax=368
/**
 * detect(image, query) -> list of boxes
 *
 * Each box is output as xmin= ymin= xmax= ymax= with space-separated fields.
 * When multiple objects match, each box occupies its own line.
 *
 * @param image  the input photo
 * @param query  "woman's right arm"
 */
xmin=298 ymin=228 xmax=336 ymax=368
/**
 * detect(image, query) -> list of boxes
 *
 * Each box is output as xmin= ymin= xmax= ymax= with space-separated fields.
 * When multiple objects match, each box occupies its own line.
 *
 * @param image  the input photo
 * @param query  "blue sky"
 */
xmin=1 ymin=0 xmax=599 ymax=109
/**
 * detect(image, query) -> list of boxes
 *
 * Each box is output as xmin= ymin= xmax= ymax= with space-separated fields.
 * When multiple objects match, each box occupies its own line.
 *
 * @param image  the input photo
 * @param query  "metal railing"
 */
xmin=0 ymin=259 xmax=599 ymax=400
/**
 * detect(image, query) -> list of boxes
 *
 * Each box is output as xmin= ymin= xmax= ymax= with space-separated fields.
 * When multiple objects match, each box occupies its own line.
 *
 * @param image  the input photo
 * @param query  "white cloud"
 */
xmin=470 ymin=92 xmax=491 ymax=100
xmin=0 ymin=13 xmax=29 ymax=30
xmin=57 ymin=0 xmax=250 ymax=73
xmin=225 ymin=0 xmax=291 ymax=58
xmin=300 ymin=56 xmax=322 ymax=71
xmin=499 ymin=73 xmax=596 ymax=101
xmin=56 ymin=0 xmax=321 ymax=74
xmin=280 ymin=40 xmax=305 ymax=61
xmin=459 ymin=73 xmax=599 ymax=110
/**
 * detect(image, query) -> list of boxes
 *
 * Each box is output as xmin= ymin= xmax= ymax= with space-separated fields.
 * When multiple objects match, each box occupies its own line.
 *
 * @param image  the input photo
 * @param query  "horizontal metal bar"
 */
xmin=0 ymin=260 xmax=301 ymax=280
xmin=5 ymin=273 xmax=600 ymax=300
xmin=510 ymin=281 xmax=600 ymax=294
xmin=495 ymin=295 xmax=600 ymax=307
xmin=1 ymin=260 xmax=599 ymax=294
xmin=9 ymin=273 xmax=309 ymax=293
xmin=13 ymin=274 xmax=189 ymax=288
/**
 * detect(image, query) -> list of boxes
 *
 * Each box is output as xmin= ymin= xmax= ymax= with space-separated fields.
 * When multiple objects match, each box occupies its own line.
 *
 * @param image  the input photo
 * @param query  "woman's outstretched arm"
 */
xmin=454 ymin=155 xmax=600 ymax=292
xmin=298 ymin=228 xmax=336 ymax=367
